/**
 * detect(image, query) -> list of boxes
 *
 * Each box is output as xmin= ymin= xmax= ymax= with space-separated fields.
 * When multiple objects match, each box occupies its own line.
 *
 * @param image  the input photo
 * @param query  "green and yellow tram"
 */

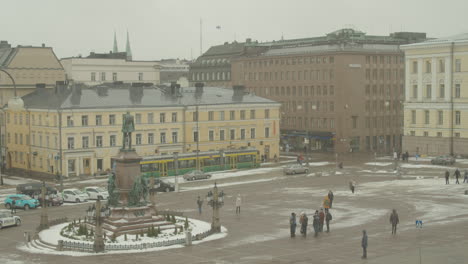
xmin=140 ymin=149 xmax=260 ymax=178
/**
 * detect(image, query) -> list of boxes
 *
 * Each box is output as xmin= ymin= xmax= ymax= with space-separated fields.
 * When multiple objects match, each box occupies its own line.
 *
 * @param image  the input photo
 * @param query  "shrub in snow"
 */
xmin=171 ymin=215 xmax=176 ymax=223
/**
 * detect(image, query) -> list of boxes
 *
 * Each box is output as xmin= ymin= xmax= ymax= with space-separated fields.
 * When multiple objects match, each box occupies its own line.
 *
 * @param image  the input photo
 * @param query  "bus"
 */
xmin=139 ymin=148 xmax=260 ymax=178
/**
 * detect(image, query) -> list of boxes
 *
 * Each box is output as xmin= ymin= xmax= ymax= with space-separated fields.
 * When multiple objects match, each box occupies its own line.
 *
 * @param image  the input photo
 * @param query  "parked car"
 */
xmin=0 ymin=209 xmax=21 ymax=229
xmin=62 ymin=189 xmax=89 ymax=203
xmin=38 ymin=193 xmax=64 ymax=207
xmin=4 ymin=194 xmax=39 ymax=210
xmin=84 ymin=187 xmax=109 ymax=200
xmin=431 ymin=155 xmax=456 ymax=165
xmin=183 ymin=170 xmax=212 ymax=181
xmin=283 ymin=164 xmax=309 ymax=175
xmin=16 ymin=182 xmax=57 ymax=196
xmin=151 ymin=179 xmax=175 ymax=193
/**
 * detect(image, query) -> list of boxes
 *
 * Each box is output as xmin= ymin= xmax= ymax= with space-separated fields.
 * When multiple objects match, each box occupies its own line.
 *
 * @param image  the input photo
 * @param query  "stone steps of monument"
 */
xmin=36 ymin=238 xmax=57 ymax=250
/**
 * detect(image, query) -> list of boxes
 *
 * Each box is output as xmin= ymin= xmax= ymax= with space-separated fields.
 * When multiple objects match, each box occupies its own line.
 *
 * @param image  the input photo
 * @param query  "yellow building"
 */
xmin=401 ymin=33 xmax=468 ymax=155
xmin=4 ymin=84 xmax=280 ymax=178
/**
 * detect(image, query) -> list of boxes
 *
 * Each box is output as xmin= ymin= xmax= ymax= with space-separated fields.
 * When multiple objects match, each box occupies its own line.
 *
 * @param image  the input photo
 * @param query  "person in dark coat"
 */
xmin=300 ymin=212 xmax=308 ymax=237
xmin=312 ymin=210 xmax=320 ymax=237
xmin=389 ymin=209 xmax=399 ymax=235
xmin=455 ymin=168 xmax=461 ymax=184
xmin=319 ymin=209 xmax=325 ymax=232
xmin=290 ymin=212 xmax=297 ymax=237
xmin=197 ymin=196 xmax=203 ymax=214
xmin=405 ymin=151 xmax=409 ymax=162
xmin=11 ymin=199 xmax=16 ymax=213
xmin=325 ymin=210 xmax=332 ymax=232
xmin=328 ymin=190 xmax=334 ymax=208
xmin=349 ymin=180 xmax=356 ymax=194
xmin=464 ymin=169 xmax=468 ymax=183
xmin=445 ymin=170 xmax=450 ymax=184
xmin=361 ymin=230 xmax=368 ymax=259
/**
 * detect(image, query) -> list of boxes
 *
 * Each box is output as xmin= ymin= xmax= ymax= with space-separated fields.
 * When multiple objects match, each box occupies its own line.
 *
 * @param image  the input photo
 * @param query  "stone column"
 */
xmin=431 ymin=57 xmax=437 ymax=101
xmin=211 ymin=185 xmax=221 ymax=233
xmin=405 ymin=59 xmax=411 ymax=101
xmin=417 ymin=58 xmax=423 ymax=101
xmin=445 ymin=56 xmax=452 ymax=101
xmin=39 ymin=182 xmax=49 ymax=230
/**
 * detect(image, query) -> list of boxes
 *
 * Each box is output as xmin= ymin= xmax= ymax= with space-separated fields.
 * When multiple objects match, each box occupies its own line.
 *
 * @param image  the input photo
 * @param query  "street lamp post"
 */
xmin=90 ymin=198 xmax=110 ymax=253
xmin=174 ymin=153 xmax=179 ymax=192
xmin=206 ymin=182 xmax=224 ymax=233
xmin=39 ymin=181 xmax=49 ymax=230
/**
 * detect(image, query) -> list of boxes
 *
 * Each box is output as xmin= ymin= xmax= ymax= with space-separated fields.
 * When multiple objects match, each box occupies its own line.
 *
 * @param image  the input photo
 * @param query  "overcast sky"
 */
xmin=1 ymin=0 xmax=467 ymax=61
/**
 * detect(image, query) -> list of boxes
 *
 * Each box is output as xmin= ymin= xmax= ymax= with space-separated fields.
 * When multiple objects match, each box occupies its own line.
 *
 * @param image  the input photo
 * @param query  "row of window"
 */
xmin=408 ymin=131 xmax=461 ymax=138
xmin=366 ymin=55 xmax=404 ymax=65
xmin=244 ymin=69 xmax=334 ymax=82
xmin=365 ymin=84 xmax=404 ymax=97
xmin=90 ymin=72 xmax=144 ymax=82
xmin=365 ymin=68 xmax=405 ymax=81
xmin=410 ymin=110 xmax=462 ymax=125
xmin=65 ymin=127 xmax=272 ymax=150
xmin=282 ymin=117 xmax=335 ymax=129
xmin=253 ymin=85 xmax=335 ymax=97
xmin=365 ymin=116 xmax=402 ymax=129
xmin=243 ymin=56 xmax=334 ymax=67
xmin=410 ymin=83 xmax=462 ymax=99
xmin=365 ymin=100 xmax=403 ymax=112
xmin=282 ymin=101 xmax=334 ymax=112
xmin=191 ymin=72 xmax=230 ymax=82
xmin=411 ymin=58 xmax=462 ymax=74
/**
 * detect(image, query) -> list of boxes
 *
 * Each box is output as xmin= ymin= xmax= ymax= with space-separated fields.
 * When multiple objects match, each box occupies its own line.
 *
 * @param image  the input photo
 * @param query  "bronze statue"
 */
xmin=122 ymin=112 xmax=135 ymax=150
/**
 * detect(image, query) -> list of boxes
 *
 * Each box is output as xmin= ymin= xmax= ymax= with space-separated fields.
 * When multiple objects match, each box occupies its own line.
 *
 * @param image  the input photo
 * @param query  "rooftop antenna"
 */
xmin=200 ymin=18 xmax=203 ymax=56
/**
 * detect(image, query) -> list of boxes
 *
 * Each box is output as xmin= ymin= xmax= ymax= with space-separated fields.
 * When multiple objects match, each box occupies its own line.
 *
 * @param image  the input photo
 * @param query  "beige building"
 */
xmin=0 ymin=40 xmax=66 ymax=106
xmin=401 ymin=33 xmax=468 ymax=156
xmin=4 ymin=84 xmax=280 ymax=177
xmin=231 ymin=29 xmax=426 ymax=153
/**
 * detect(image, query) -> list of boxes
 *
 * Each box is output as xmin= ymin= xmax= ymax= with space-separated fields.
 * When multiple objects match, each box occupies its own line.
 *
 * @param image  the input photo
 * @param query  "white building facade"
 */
xmin=60 ymin=56 xmax=160 ymax=86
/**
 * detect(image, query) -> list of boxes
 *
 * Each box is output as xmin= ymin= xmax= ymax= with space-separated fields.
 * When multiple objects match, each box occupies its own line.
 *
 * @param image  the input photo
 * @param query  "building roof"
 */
xmin=0 ymin=47 xmax=17 ymax=67
xmin=19 ymin=84 xmax=278 ymax=110
xmin=402 ymin=32 xmax=468 ymax=49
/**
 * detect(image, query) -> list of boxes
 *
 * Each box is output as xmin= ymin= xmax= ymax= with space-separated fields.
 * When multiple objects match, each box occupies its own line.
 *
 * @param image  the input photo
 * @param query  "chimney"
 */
xmin=246 ymin=38 xmax=252 ymax=43
xmin=35 ymin=83 xmax=46 ymax=89
xmin=41 ymin=43 xmax=45 ymax=48
xmin=0 ymin=40 xmax=11 ymax=49
xmin=233 ymin=85 xmax=246 ymax=96
xmin=195 ymin=82 xmax=204 ymax=94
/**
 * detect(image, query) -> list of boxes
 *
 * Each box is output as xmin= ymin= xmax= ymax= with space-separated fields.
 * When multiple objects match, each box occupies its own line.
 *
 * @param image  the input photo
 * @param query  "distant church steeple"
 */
xmin=125 ymin=30 xmax=132 ymax=61
xmin=113 ymin=31 xmax=118 ymax=53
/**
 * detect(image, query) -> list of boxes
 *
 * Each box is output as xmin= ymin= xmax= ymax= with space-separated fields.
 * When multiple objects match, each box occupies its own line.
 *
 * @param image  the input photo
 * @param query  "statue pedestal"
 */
xmin=114 ymin=150 xmax=142 ymax=206
xmin=103 ymin=206 xmax=168 ymax=236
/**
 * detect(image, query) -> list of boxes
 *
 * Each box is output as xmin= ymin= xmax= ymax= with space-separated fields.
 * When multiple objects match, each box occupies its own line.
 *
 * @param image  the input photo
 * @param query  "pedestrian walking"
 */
xmin=445 ymin=170 xmax=450 ymax=184
xmin=290 ymin=212 xmax=297 ymax=237
xmin=323 ymin=196 xmax=330 ymax=212
xmin=390 ymin=209 xmax=399 ymax=235
xmin=455 ymin=168 xmax=461 ymax=184
xmin=299 ymin=212 xmax=308 ymax=237
xmin=312 ymin=210 xmax=320 ymax=237
xmin=464 ymin=170 xmax=468 ymax=183
xmin=361 ymin=230 xmax=368 ymax=259
xmin=319 ymin=209 xmax=325 ymax=232
xmin=297 ymin=155 xmax=301 ymax=165
xmin=11 ymin=199 xmax=16 ymax=214
xmin=196 ymin=196 xmax=203 ymax=214
xmin=325 ymin=210 xmax=332 ymax=233
xmin=235 ymin=194 xmax=242 ymax=214
xmin=328 ymin=190 xmax=334 ymax=209
xmin=349 ymin=180 xmax=356 ymax=194
xmin=393 ymin=151 xmax=397 ymax=160
xmin=405 ymin=151 xmax=409 ymax=162
xmin=274 ymin=154 xmax=278 ymax=163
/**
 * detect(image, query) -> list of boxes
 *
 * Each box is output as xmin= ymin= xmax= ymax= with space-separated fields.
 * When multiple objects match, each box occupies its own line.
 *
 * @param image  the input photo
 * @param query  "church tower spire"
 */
xmin=125 ymin=30 xmax=132 ymax=61
xmin=113 ymin=31 xmax=118 ymax=53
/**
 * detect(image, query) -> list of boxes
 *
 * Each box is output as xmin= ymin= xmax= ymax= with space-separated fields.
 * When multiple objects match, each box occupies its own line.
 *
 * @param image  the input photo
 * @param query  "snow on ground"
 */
xmin=223 ymin=229 xmax=287 ymax=247
xmin=365 ymin=162 xmax=392 ymax=167
xmin=21 ymin=217 xmax=227 ymax=256
xmin=359 ymin=169 xmax=396 ymax=174
xmin=400 ymin=163 xmax=454 ymax=170
xmin=182 ymin=177 xmax=280 ymax=192
xmin=3 ymin=176 xmax=38 ymax=185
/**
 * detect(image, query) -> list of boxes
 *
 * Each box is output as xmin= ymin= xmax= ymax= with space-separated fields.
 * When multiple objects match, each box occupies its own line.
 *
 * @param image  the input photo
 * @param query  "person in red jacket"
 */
xmin=319 ymin=208 xmax=325 ymax=232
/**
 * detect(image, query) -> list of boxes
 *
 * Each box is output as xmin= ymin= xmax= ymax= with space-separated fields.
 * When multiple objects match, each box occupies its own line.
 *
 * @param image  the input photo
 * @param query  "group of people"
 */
xmin=394 ymin=151 xmax=410 ymax=162
xmin=289 ymin=190 xmax=334 ymax=238
xmin=445 ymin=168 xmax=468 ymax=184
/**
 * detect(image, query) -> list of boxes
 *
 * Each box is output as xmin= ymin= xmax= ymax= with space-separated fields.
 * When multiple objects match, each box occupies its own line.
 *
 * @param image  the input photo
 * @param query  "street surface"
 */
xmin=1 ymin=153 xmax=468 ymax=264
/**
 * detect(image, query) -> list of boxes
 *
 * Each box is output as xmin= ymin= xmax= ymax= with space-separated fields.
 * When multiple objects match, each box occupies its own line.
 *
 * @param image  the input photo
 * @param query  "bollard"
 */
xmin=185 ymin=230 xmax=192 ymax=246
